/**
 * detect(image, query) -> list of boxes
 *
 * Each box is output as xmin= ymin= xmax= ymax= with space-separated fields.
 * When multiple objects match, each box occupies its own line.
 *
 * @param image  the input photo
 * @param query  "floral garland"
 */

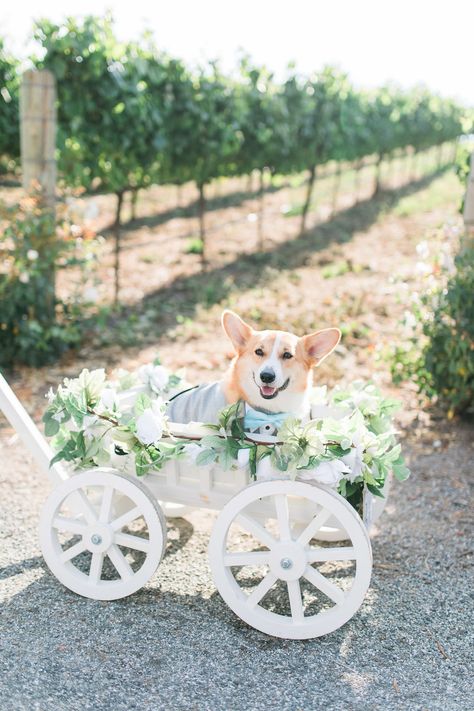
xmin=43 ymin=360 xmax=410 ymax=512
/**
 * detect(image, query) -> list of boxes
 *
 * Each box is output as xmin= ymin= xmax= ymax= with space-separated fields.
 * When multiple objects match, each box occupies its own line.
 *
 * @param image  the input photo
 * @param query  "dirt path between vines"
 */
xmin=0 ymin=168 xmax=473 ymax=710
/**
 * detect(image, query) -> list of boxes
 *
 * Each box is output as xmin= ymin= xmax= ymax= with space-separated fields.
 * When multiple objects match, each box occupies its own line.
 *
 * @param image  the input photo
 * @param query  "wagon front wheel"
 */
xmin=208 ymin=480 xmax=372 ymax=639
xmin=39 ymin=469 xmax=166 ymax=600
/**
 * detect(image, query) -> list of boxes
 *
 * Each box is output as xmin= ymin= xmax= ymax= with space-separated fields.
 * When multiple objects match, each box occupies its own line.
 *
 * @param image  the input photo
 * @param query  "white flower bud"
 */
xmin=136 ymin=407 xmax=164 ymax=445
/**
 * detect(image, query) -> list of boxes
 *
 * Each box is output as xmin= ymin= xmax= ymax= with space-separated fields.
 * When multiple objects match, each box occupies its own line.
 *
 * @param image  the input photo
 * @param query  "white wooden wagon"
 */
xmin=0 ymin=373 xmax=387 ymax=640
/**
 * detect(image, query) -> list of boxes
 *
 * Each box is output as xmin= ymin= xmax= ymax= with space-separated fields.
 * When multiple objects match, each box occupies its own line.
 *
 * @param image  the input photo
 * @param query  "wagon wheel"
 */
xmin=39 ymin=469 xmax=166 ymax=601
xmin=208 ymin=480 xmax=372 ymax=639
xmin=310 ymin=475 xmax=390 ymax=542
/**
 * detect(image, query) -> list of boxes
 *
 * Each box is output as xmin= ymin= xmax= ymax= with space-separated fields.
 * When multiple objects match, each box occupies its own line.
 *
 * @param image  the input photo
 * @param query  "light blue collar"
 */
xmin=243 ymin=405 xmax=288 ymax=433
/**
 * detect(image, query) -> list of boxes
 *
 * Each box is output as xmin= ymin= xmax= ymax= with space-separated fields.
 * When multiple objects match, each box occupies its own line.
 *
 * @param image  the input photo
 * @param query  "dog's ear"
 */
xmin=299 ymin=328 xmax=341 ymax=365
xmin=222 ymin=310 xmax=254 ymax=352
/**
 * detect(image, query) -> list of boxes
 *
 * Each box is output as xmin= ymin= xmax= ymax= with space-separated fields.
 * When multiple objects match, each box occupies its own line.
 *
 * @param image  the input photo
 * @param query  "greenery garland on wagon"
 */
xmin=43 ymin=361 xmax=410 ymax=512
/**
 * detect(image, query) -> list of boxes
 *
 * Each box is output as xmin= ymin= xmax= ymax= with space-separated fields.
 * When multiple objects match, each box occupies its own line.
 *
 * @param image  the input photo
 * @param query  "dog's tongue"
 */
xmin=261 ymin=385 xmax=276 ymax=396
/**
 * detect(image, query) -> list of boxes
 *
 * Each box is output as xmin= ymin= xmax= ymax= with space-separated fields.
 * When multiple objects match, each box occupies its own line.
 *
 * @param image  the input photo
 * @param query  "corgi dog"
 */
xmin=221 ymin=310 xmax=341 ymax=419
xmin=166 ymin=310 xmax=341 ymax=429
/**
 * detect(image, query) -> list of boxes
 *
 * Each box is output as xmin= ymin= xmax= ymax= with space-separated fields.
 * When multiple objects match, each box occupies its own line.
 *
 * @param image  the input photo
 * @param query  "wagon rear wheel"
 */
xmin=208 ymin=480 xmax=372 ymax=639
xmin=39 ymin=469 xmax=166 ymax=600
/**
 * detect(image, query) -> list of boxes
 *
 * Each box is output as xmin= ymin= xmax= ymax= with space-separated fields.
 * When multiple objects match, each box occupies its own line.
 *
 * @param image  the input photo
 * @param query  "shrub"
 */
xmin=0 ymin=196 xmax=99 ymax=368
xmin=455 ymin=143 xmax=473 ymax=213
xmin=391 ymin=244 xmax=474 ymax=416
xmin=422 ymin=246 xmax=474 ymax=415
xmin=0 ymin=38 xmax=20 ymax=173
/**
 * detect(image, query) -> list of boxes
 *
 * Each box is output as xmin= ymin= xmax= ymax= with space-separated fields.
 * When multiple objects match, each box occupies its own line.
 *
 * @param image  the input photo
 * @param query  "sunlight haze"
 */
xmin=2 ymin=0 xmax=473 ymax=103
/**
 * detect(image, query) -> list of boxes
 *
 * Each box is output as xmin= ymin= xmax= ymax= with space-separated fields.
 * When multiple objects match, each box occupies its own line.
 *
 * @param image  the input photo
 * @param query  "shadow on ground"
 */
xmin=102 ymin=182 xmax=284 ymax=238
xmin=108 ymin=168 xmax=448 ymax=343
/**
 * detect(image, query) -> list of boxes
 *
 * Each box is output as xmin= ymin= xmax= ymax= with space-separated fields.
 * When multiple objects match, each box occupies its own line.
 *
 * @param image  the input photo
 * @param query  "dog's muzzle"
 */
xmin=254 ymin=372 xmax=290 ymax=400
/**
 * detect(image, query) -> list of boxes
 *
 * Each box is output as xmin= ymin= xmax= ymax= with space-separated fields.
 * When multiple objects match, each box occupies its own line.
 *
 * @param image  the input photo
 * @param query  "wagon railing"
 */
xmin=0 ymin=372 xmax=67 ymax=485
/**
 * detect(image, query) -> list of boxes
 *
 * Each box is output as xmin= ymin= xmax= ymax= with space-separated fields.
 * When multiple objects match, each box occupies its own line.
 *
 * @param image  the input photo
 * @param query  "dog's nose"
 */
xmin=260 ymin=369 xmax=275 ymax=384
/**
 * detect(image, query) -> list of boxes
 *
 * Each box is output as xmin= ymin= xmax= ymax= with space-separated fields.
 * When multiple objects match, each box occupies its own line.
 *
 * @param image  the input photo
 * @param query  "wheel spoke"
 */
xmin=114 ymin=532 xmax=150 ymax=553
xmin=307 ymin=546 xmax=356 ymax=563
xmin=107 ymin=544 xmax=134 ymax=580
xmin=69 ymin=489 xmax=98 ymax=525
xmin=53 ymin=516 xmax=87 ymax=536
xmin=89 ymin=551 xmax=105 ymax=584
xmin=297 ymin=509 xmax=332 ymax=546
xmin=110 ymin=505 xmax=142 ymax=532
xmin=60 ymin=539 xmax=86 ymax=563
xmin=287 ymin=579 xmax=304 ymax=623
xmin=99 ymin=486 xmax=114 ymax=524
xmin=236 ymin=514 xmax=276 ymax=549
xmin=246 ymin=572 xmax=277 ymax=607
xmin=304 ymin=565 xmax=345 ymax=605
xmin=223 ymin=551 xmax=270 ymax=567
xmin=274 ymin=494 xmax=292 ymax=542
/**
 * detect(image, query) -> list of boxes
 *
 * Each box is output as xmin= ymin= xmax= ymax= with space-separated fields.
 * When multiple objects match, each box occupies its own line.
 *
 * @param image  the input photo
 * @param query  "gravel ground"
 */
xmin=1 ymin=413 xmax=473 ymax=711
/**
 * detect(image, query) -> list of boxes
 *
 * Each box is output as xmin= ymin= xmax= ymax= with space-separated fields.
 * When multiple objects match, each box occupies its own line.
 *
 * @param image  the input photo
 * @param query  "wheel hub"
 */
xmin=84 ymin=524 xmax=113 ymax=553
xmin=269 ymin=542 xmax=308 ymax=581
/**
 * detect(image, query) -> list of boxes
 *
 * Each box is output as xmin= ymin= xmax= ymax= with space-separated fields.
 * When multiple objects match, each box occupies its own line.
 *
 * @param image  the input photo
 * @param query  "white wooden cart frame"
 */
xmin=0 ymin=373 xmax=387 ymax=640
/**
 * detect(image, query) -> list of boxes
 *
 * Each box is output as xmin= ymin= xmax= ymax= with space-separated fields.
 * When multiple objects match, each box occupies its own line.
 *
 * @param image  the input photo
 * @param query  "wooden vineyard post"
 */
xmin=20 ymin=69 xmax=57 ymax=320
xmin=20 ymin=69 xmax=56 ymax=207
xmin=463 ymin=151 xmax=474 ymax=235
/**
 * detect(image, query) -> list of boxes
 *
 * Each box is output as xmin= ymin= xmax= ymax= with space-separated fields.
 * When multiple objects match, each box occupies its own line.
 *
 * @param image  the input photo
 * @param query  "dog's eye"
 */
xmin=255 ymin=348 xmax=264 ymax=357
xmin=282 ymin=351 xmax=293 ymax=360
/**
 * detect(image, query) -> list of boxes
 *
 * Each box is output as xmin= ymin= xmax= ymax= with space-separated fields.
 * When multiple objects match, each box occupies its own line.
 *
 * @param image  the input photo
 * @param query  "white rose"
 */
xmin=19 ymin=272 xmax=30 ymax=284
xmin=27 ymin=249 xmax=39 ymax=261
xmin=136 ymin=403 xmax=165 ymax=445
xmin=138 ymin=364 xmax=169 ymax=394
xmin=299 ymin=459 xmax=349 ymax=487
xmin=100 ymin=388 xmax=118 ymax=411
xmin=256 ymin=456 xmax=287 ymax=482
xmin=237 ymin=448 xmax=250 ymax=469
xmin=182 ymin=442 xmax=202 ymax=462
xmin=342 ymin=442 xmax=364 ymax=482
xmin=83 ymin=414 xmax=99 ymax=438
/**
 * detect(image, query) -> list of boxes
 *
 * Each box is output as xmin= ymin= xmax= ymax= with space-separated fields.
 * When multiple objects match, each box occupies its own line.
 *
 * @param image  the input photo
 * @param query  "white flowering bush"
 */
xmin=0 ymin=194 xmax=100 ymax=367
xmin=389 ymin=226 xmax=474 ymax=417
xmin=43 ymin=361 xmax=410 ymax=513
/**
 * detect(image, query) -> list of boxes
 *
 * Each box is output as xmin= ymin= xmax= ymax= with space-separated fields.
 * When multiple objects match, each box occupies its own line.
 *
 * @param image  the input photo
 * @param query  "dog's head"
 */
xmin=222 ymin=310 xmax=341 ymax=414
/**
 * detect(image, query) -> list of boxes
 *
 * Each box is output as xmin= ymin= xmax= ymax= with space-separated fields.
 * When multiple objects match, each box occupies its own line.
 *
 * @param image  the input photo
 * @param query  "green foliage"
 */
xmin=422 ymin=247 xmax=474 ymax=415
xmin=455 ymin=144 xmax=472 ymax=188
xmin=0 ymin=19 xmax=468 ymax=190
xmin=44 ymin=363 xmax=186 ymax=472
xmin=280 ymin=67 xmax=351 ymax=174
xmin=0 ymin=196 xmax=98 ymax=368
xmin=234 ymin=58 xmax=282 ymax=174
xmin=455 ymin=142 xmax=473 ymax=213
xmin=34 ymin=16 xmax=165 ymax=194
xmin=161 ymin=61 xmax=242 ymax=188
xmin=185 ymin=237 xmax=204 ymax=254
xmin=0 ymin=38 xmax=20 ymax=173
xmin=391 ymin=246 xmax=474 ymax=416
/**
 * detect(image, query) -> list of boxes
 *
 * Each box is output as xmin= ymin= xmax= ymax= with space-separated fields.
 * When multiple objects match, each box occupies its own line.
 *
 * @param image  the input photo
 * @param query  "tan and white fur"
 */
xmin=221 ymin=311 xmax=341 ymax=418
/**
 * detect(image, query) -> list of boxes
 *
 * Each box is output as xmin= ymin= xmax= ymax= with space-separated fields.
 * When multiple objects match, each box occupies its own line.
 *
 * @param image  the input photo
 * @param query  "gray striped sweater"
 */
xmin=166 ymin=382 xmax=227 ymax=424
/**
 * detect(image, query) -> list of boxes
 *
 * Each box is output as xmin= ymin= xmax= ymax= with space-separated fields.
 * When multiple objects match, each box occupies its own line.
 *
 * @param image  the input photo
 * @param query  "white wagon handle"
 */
xmin=0 ymin=371 xmax=67 ymax=485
